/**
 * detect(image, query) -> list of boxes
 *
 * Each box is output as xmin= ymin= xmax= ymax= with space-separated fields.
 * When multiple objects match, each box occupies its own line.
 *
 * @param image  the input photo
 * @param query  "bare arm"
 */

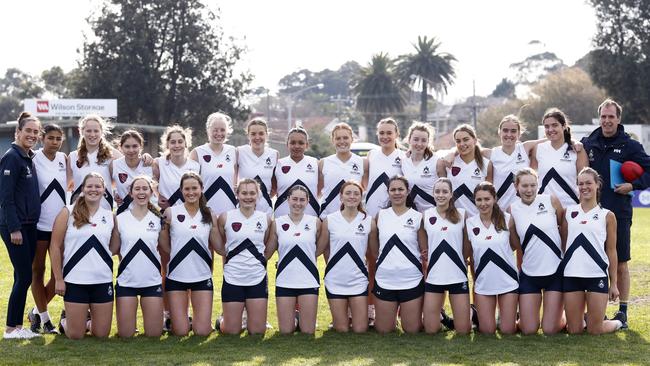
xmin=316 ymin=218 xmax=329 ymax=257
xmin=213 ymin=212 xmax=227 ymax=256
xmin=486 ymin=161 xmax=494 ymax=183
xmin=368 ymin=214 xmax=380 ymax=258
xmin=418 ymin=223 xmax=428 ymax=269
xmin=576 ymin=148 xmax=588 ymax=174
xmin=109 ymin=214 xmax=120 ymax=255
xmin=361 ymin=156 xmax=369 ymax=189
xmin=560 ymin=213 xmax=568 ymax=253
xmin=50 ymin=208 xmax=70 ymax=296
xmin=209 ymin=212 xmax=222 ymax=255
xmin=264 ymin=218 xmax=278 ymax=259
xmin=436 ymin=158 xmax=447 ymax=178
xmin=509 ymin=216 xmax=523 ymax=271
xmin=317 ymin=159 xmax=325 ymax=198
xmin=550 ymin=195 xmax=564 ymax=227
xmin=529 ymin=144 xmax=539 ymax=171
xmin=158 ymin=209 xmax=172 ymax=255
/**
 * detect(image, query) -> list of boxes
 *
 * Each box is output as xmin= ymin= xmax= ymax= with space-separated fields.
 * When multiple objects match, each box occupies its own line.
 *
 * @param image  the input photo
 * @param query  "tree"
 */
xmin=589 ymin=0 xmax=650 ymax=123
xmin=353 ymin=53 xmax=406 ymax=139
xmin=74 ymin=0 xmax=251 ymax=128
xmin=0 ymin=68 xmax=43 ymax=123
xmin=491 ymin=78 xmax=516 ymax=99
xmin=396 ymin=36 xmax=456 ymax=122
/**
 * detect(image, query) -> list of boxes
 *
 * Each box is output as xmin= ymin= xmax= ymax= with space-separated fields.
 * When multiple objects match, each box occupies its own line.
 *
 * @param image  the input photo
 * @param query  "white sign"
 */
xmin=23 ymin=99 xmax=117 ymax=118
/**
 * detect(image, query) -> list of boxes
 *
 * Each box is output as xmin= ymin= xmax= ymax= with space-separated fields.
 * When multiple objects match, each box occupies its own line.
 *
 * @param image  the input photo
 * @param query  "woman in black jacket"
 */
xmin=0 ymin=112 xmax=42 ymax=339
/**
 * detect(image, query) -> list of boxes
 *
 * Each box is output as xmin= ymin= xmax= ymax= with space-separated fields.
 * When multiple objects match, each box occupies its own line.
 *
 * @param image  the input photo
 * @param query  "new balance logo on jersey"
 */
xmin=306 ymin=163 xmax=315 ymax=172
xmin=147 ymin=220 xmax=157 ymax=232
xmin=473 ymin=168 xmax=481 ymax=177
xmin=352 ymin=163 xmax=359 ymax=171
xmin=538 ymin=202 xmax=545 ymax=211
xmin=406 ymin=218 xmax=414 ymax=226
xmin=256 ymin=222 xmax=263 ymax=230
xmin=356 ymin=223 xmax=366 ymax=235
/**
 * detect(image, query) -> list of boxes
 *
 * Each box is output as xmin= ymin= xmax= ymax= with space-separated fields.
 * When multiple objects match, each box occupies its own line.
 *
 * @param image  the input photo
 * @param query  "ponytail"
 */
xmin=474 ymin=181 xmax=507 ymax=232
xmin=198 ymin=193 xmax=211 ymax=225
xmin=564 ymin=125 xmax=574 ymax=152
xmin=542 ymin=108 xmax=573 ymax=153
xmin=473 ymin=145 xmax=484 ymax=171
xmin=435 ymin=178 xmax=461 ymax=224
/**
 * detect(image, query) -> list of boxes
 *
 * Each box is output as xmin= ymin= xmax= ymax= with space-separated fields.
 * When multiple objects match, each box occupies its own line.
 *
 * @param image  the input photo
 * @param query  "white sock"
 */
xmin=32 ymin=307 xmax=40 ymax=316
xmin=40 ymin=311 xmax=50 ymax=323
xmin=613 ymin=320 xmax=623 ymax=330
xmin=163 ymin=311 xmax=170 ymax=319
xmin=60 ymin=318 xmax=67 ymax=332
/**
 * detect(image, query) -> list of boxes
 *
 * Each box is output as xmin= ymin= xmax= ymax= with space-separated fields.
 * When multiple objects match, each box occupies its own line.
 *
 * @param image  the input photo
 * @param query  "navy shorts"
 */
xmin=222 ymin=276 xmax=268 ymax=303
xmin=519 ymin=271 xmax=563 ymax=294
xmin=165 ymin=277 xmax=213 ymax=292
xmin=616 ymin=218 xmax=631 ymax=262
xmin=563 ymin=276 xmax=609 ymax=294
xmin=325 ymin=287 xmax=368 ymax=300
xmin=372 ymin=280 xmax=424 ymax=303
xmin=425 ymin=281 xmax=470 ymax=295
xmin=36 ymin=230 xmax=52 ymax=242
xmin=64 ymin=282 xmax=114 ymax=304
xmin=115 ymin=283 xmax=163 ymax=298
xmin=276 ymin=286 xmax=319 ymax=297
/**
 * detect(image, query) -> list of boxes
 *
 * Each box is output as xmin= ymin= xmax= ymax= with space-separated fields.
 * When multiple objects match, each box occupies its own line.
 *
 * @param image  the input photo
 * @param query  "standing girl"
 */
xmin=402 ymin=122 xmax=440 ymax=212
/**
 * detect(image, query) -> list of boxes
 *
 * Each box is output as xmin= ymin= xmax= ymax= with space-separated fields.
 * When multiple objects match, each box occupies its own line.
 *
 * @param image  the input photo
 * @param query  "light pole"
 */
xmin=285 ymin=83 xmax=324 ymax=131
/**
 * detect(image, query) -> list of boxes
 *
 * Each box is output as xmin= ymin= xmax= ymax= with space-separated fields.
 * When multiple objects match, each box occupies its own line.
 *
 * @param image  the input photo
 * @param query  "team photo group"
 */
xmin=1 ymin=98 xmax=649 ymax=340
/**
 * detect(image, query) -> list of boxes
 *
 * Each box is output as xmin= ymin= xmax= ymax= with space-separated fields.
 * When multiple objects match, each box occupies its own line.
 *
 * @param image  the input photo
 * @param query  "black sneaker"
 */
xmin=58 ymin=310 xmax=66 ymax=335
xmin=612 ymin=311 xmax=628 ymax=329
xmin=42 ymin=320 xmax=60 ymax=335
xmin=28 ymin=308 xmax=41 ymax=333
xmin=189 ymin=316 xmax=193 ymax=331
xmin=440 ymin=308 xmax=455 ymax=330
xmin=214 ymin=315 xmax=223 ymax=333
xmin=470 ymin=304 xmax=479 ymax=330
xmin=163 ymin=317 xmax=172 ymax=333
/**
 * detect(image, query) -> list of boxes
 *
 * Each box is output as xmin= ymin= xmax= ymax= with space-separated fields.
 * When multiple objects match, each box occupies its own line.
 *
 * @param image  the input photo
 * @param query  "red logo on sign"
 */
xmin=451 ymin=166 xmax=461 ymax=176
xmin=473 ymin=227 xmax=480 ymax=235
xmin=429 ymin=216 xmax=437 ymax=225
xmin=36 ymin=100 xmax=49 ymax=113
xmin=282 ymin=223 xmax=290 ymax=231
xmin=118 ymin=173 xmax=128 ymax=183
xmin=177 ymin=214 xmax=185 ymax=222
xmin=203 ymin=155 xmax=211 ymax=163
xmin=281 ymin=166 xmax=291 ymax=174
xmin=232 ymin=222 xmax=242 ymax=232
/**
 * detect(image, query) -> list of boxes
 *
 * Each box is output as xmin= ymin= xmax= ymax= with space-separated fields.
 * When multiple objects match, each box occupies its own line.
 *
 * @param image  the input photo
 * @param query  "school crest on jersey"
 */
xmin=592 ymin=213 xmax=599 ymax=220
xmin=404 ymin=217 xmax=415 ymax=228
xmin=393 ymin=156 xmax=402 ymax=167
xmin=429 ymin=216 xmax=437 ymax=225
xmin=421 ymin=166 xmax=431 ymax=177
xmin=281 ymin=166 xmax=291 ymax=174
xmin=561 ymin=151 xmax=571 ymax=161
xmin=473 ymin=227 xmax=480 ymax=235
xmin=538 ymin=202 xmax=545 ymax=211
xmin=352 ymin=163 xmax=359 ymax=172
xmin=451 ymin=166 xmax=461 ymax=176
xmin=231 ymin=222 xmax=242 ymax=232
xmin=203 ymin=155 xmax=211 ymax=163
xmin=225 ymin=154 xmax=231 ymax=162
xmin=304 ymin=223 xmax=310 ymax=231
xmin=101 ymin=216 xmax=107 ymax=224
xmin=147 ymin=220 xmax=157 ymax=232
xmin=306 ymin=163 xmax=314 ymax=172
xmin=282 ymin=223 xmax=290 ymax=231
xmin=265 ymin=157 xmax=272 ymax=166
xmin=356 ymin=223 xmax=365 ymax=234
xmin=118 ymin=173 xmax=128 ymax=183
xmin=255 ymin=221 xmax=265 ymax=233
xmin=58 ymin=161 xmax=65 ymax=170
xmin=473 ymin=168 xmax=481 ymax=176
xmin=517 ymin=152 xmax=524 ymax=162
xmin=571 ymin=211 xmax=578 ymax=219
xmin=177 ymin=214 xmax=186 ymax=222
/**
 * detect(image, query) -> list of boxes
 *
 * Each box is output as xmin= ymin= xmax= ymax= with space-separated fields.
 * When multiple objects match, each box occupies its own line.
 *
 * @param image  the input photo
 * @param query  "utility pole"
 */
xmin=472 ymin=79 xmax=478 ymax=130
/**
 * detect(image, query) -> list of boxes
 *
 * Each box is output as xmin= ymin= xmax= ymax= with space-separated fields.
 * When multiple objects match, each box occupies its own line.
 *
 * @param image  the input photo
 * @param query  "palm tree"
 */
xmin=396 ymin=36 xmax=456 ymax=122
xmin=354 ymin=53 xmax=406 ymax=138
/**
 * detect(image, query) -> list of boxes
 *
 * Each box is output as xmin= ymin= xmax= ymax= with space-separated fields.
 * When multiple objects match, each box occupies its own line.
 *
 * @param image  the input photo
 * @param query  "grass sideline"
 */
xmin=0 ymin=210 xmax=648 ymax=365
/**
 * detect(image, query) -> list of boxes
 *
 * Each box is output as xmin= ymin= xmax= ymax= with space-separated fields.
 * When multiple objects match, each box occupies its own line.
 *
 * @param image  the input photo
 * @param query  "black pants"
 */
xmin=1 ymin=224 xmax=37 ymax=327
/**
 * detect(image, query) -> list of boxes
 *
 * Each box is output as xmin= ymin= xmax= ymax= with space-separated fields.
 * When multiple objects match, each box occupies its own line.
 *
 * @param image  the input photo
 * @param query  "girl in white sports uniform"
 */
xmin=237 ymin=118 xmax=278 ymax=215
xmin=112 ymin=130 xmax=153 ymax=215
xmin=318 ymin=181 xmax=376 ymax=333
xmin=190 ymin=113 xmax=238 ymax=216
xmin=442 ymin=124 xmax=492 ymax=217
xmin=50 ymin=173 xmax=115 ymax=340
xmin=561 ymin=168 xmax=623 ymax=335
xmin=267 ymin=185 xmax=322 ymax=334
xmin=402 ymin=122 xmax=440 ymax=212
xmin=68 ymin=115 xmax=122 ymax=210
xmin=422 ymin=178 xmax=471 ymax=334
xmin=110 ymin=177 xmax=163 ymax=337
xmin=215 ymin=178 xmax=272 ymax=335
xmin=273 ymin=127 xmax=319 ymax=217
xmin=370 ymin=176 xmax=426 ymax=334
xmin=509 ymin=168 xmax=565 ymax=335
xmin=465 ymin=182 xmax=519 ymax=335
xmin=153 ymin=125 xmax=200 ymax=211
xmin=531 ymin=108 xmax=588 ymax=208
xmin=159 ymin=172 xmax=217 ymax=337
xmin=318 ymin=123 xmax=364 ymax=219
xmin=30 ymin=124 xmax=68 ymax=334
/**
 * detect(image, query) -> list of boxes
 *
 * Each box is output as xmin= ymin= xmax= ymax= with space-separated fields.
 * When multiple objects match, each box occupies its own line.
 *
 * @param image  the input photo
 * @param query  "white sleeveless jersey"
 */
xmin=69 ymin=149 xmax=113 ymax=210
xmin=402 ymin=154 xmax=440 ymax=212
xmin=375 ymin=208 xmax=423 ymax=290
xmin=274 ymin=155 xmax=319 ymax=217
xmin=319 ymin=154 xmax=364 ymax=219
xmin=167 ymin=205 xmax=212 ymax=283
xmin=111 ymin=157 xmax=153 ymax=215
xmin=491 ymin=143 xmax=530 ymax=211
xmin=195 ymin=143 xmax=237 ymax=215
xmin=33 ymin=150 xmax=67 ymax=231
xmin=236 ymin=145 xmax=278 ymax=214
xmin=274 ymin=215 xmax=320 ymax=289
xmin=447 ymin=155 xmax=489 ymax=216
xmin=223 ymin=209 xmax=268 ymax=286
xmin=511 ymin=194 xmax=562 ymax=276
xmin=536 ymin=142 xmax=579 ymax=207
xmin=423 ymin=207 xmax=467 ymax=285
xmin=156 ymin=157 xmax=200 ymax=207
xmin=116 ymin=210 xmax=162 ymax=288
xmin=562 ymin=204 xmax=610 ymax=278
xmin=467 ymin=213 xmax=518 ymax=295
xmin=324 ymin=211 xmax=371 ymax=295
xmin=63 ymin=205 xmax=114 ymax=284
xmin=365 ymin=149 xmax=404 ymax=217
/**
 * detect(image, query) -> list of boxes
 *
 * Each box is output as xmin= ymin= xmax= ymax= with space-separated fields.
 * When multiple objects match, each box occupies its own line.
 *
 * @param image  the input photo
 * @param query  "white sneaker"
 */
xmin=19 ymin=328 xmax=41 ymax=339
xmin=4 ymin=328 xmax=26 ymax=339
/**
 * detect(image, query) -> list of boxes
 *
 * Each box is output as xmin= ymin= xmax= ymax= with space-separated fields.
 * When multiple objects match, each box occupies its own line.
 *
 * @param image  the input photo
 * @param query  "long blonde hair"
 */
xmin=72 ymin=172 xmax=105 ymax=228
xmin=77 ymin=114 xmax=113 ymax=167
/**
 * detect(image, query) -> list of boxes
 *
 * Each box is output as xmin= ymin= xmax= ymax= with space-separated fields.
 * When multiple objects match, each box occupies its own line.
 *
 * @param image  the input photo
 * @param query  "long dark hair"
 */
xmin=453 ymin=124 xmax=484 ymax=171
xmin=180 ymin=172 xmax=211 ymax=224
xmin=542 ymin=108 xmax=573 ymax=153
xmin=385 ymin=175 xmax=416 ymax=210
xmin=434 ymin=178 xmax=460 ymax=224
xmin=473 ymin=182 xmax=507 ymax=232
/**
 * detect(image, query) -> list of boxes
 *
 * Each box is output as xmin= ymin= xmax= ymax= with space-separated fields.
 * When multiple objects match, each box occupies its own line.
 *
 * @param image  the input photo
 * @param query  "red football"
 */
xmin=621 ymin=161 xmax=644 ymax=182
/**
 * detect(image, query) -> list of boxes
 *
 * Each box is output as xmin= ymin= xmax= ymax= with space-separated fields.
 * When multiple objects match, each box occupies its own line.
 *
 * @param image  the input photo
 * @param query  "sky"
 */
xmin=0 ymin=0 xmax=597 ymax=102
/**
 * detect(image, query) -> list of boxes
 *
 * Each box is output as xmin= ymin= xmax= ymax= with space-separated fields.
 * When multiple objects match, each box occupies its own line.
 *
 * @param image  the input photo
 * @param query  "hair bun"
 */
xmin=17 ymin=111 xmax=32 ymax=122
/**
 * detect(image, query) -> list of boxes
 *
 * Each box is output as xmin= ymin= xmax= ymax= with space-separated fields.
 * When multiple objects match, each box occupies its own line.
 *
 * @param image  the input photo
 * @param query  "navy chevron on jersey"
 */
xmin=116 ymin=210 xmax=162 ymax=288
xmin=467 ymin=213 xmax=518 ymax=295
xmin=69 ymin=149 xmax=114 ymax=210
xmin=33 ymin=149 xmax=67 ymax=231
xmin=274 ymin=156 xmax=319 ymax=217
xmin=112 ymin=157 xmax=153 ymax=215
xmin=365 ymin=149 xmax=404 ymax=217
xmin=562 ymin=204 xmax=610 ymax=278
xmin=324 ymin=211 xmax=371 ymax=296
xmin=237 ymin=145 xmax=278 ymax=214
xmin=319 ymin=153 xmax=364 ymax=219
xmin=275 ymin=215 xmax=320 ymax=289
xmin=376 ymin=208 xmax=423 ymax=290
xmin=447 ymin=155 xmax=489 ymax=216
xmin=223 ymin=209 xmax=268 ymax=286
xmin=156 ymin=157 xmax=200 ymax=208
xmin=168 ymin=205 xmax=212 ymax=283
xmin=403 ymin=154 xmax=440 ymax=212
xmin=195 ymin=143 xmax=237 ymax=215
xmin=510 ymin=194 xmax=562 ymax=276
xmin=63 ymin=205 xmax=114 ymax=284
xmin=423 ymin=207 xmax=467 ymax=285
xmin=536 ymin=142 xmax=579 ymax=207
xmin=491 ymin=143 xmax=530 ymax=211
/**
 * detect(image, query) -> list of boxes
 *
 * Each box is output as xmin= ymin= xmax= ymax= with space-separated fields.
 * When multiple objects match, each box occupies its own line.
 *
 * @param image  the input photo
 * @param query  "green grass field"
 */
xmin=1 ymin=210 xmax=649 ymax=365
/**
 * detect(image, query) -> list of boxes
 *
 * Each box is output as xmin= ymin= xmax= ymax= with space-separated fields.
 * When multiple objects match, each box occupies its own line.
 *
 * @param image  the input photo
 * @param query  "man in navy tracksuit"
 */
xmin=582 ymin=99 xmax=650 ymax=329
